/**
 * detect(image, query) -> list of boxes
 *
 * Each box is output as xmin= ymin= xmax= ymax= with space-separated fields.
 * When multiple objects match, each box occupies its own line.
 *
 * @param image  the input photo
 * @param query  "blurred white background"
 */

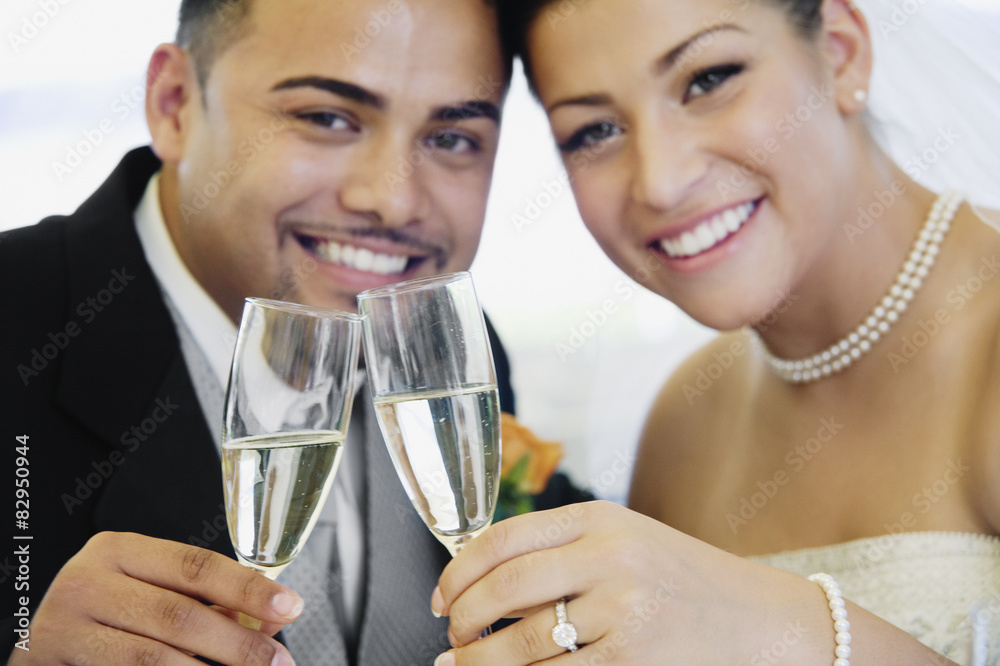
xmin=3 ymin=0 xmax=999 ymax=502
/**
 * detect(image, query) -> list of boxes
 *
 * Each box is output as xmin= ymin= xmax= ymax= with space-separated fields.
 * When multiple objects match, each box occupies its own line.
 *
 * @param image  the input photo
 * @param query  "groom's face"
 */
xmin=165 ymin=0 xmax=506 ymax=321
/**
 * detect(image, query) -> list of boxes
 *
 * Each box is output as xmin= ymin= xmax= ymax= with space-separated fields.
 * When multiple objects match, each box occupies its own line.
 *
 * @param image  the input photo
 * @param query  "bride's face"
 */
xmin=528 ymin=0 xmax=862 ymax=330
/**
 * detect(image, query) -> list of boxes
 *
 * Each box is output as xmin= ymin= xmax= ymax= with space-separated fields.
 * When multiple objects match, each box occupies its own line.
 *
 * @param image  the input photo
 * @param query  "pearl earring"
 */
xmin=854 ymin=89 xmax=868 ymax=103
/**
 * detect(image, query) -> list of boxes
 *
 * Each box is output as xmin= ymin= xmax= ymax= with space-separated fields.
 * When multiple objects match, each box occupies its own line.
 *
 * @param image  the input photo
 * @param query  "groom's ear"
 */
xmin=146 ymin=43 xmax=201 ymax=163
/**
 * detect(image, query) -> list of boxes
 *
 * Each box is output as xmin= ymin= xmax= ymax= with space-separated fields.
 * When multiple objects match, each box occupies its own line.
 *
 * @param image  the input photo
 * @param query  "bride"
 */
xmin=431 ymin=0 xmax=1000 ymax=664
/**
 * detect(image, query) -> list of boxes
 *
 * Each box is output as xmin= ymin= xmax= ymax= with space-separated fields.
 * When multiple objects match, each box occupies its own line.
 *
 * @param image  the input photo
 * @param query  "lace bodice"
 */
xmin=749 ymin=532 xmax=1000 ymax=666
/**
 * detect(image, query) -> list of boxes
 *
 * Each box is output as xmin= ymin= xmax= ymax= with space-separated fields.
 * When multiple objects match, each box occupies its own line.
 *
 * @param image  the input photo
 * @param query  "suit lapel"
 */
xmin=52 ymin=148 xmax=233 ymax=556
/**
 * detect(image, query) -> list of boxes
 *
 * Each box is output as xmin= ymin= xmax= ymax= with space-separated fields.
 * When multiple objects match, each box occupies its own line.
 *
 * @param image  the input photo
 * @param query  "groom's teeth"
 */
xmin=658 ymin=200 xmax=757 ymax=259
xmin=354 ymin=248 xmax=374 ymax=272
xmin=312 ymin=239 xmax=409 ymax=275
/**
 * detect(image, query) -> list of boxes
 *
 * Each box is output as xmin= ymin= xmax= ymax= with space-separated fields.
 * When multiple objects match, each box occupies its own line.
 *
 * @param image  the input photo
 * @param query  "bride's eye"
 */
xmin=685 ymin=64 xmax=744 ymax=102
xmin=558 ymin=121 xmax=623 ymax=153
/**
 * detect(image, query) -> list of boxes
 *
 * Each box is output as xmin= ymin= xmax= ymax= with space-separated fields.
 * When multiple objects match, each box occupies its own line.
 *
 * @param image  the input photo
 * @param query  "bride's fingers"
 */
xmin=442 ymin=596 xmax=606 ymax=666
xmin=437 ymin=503 xmax=595 ymax=614
xmin=446 ymin=543 xmax=594 ymax=646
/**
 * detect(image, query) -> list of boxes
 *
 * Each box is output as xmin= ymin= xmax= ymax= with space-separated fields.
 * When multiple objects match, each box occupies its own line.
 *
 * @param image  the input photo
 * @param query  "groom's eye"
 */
xmin=426 ymin=130 xmax=480 ymax=154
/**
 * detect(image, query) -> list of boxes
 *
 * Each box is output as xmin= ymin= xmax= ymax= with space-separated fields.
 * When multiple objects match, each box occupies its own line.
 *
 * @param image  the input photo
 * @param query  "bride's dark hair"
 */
xmin=498 ymin=0 xmax=823 ymax=92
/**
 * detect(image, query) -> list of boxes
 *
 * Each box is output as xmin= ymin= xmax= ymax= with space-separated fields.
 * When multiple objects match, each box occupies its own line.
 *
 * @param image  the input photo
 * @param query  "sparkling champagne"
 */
xmin=374 ymin=385 xmax=500 ymax=555
xmin=222 ymin=430 xmax=344 ymax=576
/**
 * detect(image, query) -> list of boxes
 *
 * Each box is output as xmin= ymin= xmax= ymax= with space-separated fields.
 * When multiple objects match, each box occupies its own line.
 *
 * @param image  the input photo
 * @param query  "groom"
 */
xmin=1 ymin=0 xmax=529 ymax=664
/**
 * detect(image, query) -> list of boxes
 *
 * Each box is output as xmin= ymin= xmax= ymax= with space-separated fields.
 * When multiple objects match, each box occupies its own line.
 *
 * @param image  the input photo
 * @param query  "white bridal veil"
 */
xmin=855 ymin=0 xmax=1000 ymax=215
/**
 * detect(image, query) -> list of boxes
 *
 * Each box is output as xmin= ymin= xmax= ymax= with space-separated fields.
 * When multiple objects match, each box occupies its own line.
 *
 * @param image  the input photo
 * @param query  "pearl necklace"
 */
xmin=755 ymin=190 xmax=963 ymax=384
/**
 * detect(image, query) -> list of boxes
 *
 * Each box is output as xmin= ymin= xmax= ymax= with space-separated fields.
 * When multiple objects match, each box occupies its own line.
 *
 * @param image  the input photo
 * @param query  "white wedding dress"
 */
xmin=751 ymin=532 xmax=1000 ymax=665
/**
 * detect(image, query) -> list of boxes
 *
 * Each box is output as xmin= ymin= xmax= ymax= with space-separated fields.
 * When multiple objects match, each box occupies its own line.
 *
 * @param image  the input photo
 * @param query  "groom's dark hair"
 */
xmin=177 ymin=0 xmax=512 ymax=91
xmin=176 ymin=0 xmax=255 ymax=89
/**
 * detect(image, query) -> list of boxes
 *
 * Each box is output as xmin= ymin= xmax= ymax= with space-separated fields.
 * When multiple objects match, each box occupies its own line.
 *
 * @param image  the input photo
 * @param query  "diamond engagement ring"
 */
xmin=551 ymin=598 xmax=579 ymax=653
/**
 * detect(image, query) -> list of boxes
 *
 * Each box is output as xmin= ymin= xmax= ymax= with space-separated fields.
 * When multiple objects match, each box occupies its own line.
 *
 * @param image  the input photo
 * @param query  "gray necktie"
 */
xmin=281 ymin=388 xmax=369 ymax=665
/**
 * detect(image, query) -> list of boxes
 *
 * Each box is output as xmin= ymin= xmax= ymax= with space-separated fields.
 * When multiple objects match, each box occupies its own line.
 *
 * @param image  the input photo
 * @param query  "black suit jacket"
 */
xmin=0 ymin=147 xmax=529 ymax=663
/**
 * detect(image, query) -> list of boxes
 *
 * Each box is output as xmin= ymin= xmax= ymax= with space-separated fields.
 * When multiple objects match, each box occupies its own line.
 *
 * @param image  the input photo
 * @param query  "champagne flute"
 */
xmin=221 ymin=298 xmax=361 ymax=629
xmin=357 ymin=272 xmax=501 ymax=557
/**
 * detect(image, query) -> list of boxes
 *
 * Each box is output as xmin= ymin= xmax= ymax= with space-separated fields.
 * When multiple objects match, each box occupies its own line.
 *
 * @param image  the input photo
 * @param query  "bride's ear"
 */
xmin=819 ymin=0 xmax=874 ymax=115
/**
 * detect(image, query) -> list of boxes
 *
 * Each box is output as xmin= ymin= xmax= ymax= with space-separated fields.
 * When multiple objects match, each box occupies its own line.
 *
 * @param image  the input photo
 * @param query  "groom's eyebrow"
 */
xmin=432 ymin=100 xmax=501 ymax=124
xmin=546 ymin=93 xmax=612 ymax=113
xmin=271 ymin=76 xmax=385 ymax=109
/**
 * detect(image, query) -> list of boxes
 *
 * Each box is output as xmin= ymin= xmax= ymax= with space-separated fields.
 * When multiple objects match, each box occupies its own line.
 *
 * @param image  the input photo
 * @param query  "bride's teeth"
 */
xmin=723 ymin=209 xmax=741 ymax=233
xmin=710 ymin=217 xmax=728 ymax=242
xmin=681 ymin=232 xmax=699 ymax=256
xmin=658 ymin=200 xmax=757 ymax=259
xmin=695 ymin=224 xmax=715 ymax=250
xmin=342 ymin=245 xmax=356 ymax=265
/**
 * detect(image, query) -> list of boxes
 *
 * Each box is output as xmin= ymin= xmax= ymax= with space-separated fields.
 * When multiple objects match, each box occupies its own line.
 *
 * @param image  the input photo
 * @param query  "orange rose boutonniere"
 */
xmin=496 ymin=413 xmax=563 ymax=520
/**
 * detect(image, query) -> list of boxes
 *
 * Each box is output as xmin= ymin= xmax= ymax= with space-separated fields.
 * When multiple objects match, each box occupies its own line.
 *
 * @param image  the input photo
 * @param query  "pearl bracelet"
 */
xmin=808 ymin=573 xmax=852 ymax=666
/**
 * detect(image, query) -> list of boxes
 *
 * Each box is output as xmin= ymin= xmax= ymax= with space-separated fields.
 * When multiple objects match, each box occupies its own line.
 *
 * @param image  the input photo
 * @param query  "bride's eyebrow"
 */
xmin=654 ymin=25 xmax=747 ymax=75
xmin=545 ymin=25 xmax=748 ymax=114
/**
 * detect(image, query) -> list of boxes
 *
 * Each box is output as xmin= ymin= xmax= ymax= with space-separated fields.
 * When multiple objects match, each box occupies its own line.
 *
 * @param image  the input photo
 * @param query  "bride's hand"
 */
xmin=431 ymin=501 xmax=830 ymax=665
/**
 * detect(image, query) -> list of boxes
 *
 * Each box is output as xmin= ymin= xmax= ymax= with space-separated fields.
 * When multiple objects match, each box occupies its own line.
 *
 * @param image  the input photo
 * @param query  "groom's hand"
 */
xmin=8 ymin=532 xmax=301 ymax=666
